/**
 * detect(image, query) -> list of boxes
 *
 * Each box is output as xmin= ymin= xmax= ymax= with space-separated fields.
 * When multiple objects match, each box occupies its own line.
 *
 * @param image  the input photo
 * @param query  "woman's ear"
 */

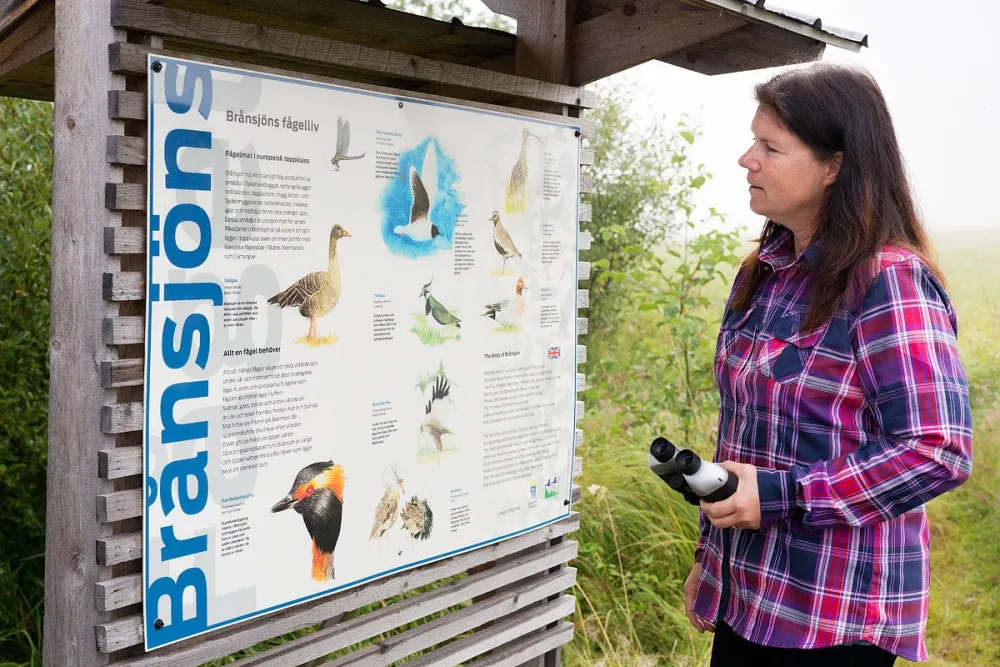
xmin=823 ymin=151 xmax=844 ymax=187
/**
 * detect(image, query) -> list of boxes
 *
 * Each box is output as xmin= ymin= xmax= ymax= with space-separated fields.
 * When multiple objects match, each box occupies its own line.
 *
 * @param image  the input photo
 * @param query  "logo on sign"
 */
xmin=547 ymin=346 xmax=561 ymax=359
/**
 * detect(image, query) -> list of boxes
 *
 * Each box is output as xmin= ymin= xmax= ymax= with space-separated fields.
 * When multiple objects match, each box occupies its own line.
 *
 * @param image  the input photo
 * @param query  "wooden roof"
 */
xmin=0 ymin=0 xmax=866 ymax=102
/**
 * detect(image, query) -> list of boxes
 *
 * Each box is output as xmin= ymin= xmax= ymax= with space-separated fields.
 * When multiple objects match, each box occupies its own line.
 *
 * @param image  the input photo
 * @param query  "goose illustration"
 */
xmin=267 ymin=224 xmax=350 ymax=343
xmin=420 ymin=374 xmax=452 ymax=452
xmin=489 ymin=210 xmax=522 ymax=274
xmin=393 ymin=142 xmax=441 ymax=242
xmin=505 ymin=127 xmax=542 ymax=215
xmin=330 ymin=116 xmax=366 ymax=170
xmin=419 ymin=278 xmax=461 ymax=329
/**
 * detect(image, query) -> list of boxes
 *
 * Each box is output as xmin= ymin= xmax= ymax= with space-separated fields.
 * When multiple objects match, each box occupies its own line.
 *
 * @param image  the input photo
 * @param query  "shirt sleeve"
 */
xmin=756 ymin=258 xmax=973 ymax=530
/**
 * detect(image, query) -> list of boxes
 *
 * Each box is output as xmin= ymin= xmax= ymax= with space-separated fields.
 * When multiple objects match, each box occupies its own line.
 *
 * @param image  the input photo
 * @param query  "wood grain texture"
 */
xmin=579 ymin=147 xmax=594 ymax=166
xmin=103 ymin=315 xmax=145 ymax=345
xmin=0 ymin=0 xmax=53 ymax=80
xmin=111 ymin=0 xmax=595 ymax=107
xmin=98 ymin=446 xmax=142 ymax=480
xmin=577 ymin=262 xmax=590 ymax=281
xmin=100 ymin=401 xmax=142 ymax=434
xmin=95 ymin=573 xmax=142 ymax=612
xmin=96 ymin=532 xmax=143 ymax=567
xmin=96 ymin=615 xmax=144 ymax=654
xmin=105 ymin=182 xmax=145 ymax=211
xmin=102 ymin=272 xmax=145 ymax=301
xmin=109 ymin=89 xmax=146 ymax=120
xmin=578 ymin=202 xmax=591 ymax=222
xmin=42 ymin=0 xmax=122 ymax=663
xmin=468 ymin=622 xmax=574 ymax=666
xmin=108 ymin=513 xmax=580 ymax=663
xmin=101 ymin=358 xmax=143 ymax=388
xmin=106 ymin=134 xmax=146 ymax=166
xmin=576 ymin=289 xmax=588 ymax=309
xmin=97 ymin=489 xmax=142 ymax=523
xmin=579 ymin=173 xmax=594 ymax=194
xmin=104 ymin=225 xmax=146 ymax=254
xmin=513 ymin=0 xmax=574 ymax=85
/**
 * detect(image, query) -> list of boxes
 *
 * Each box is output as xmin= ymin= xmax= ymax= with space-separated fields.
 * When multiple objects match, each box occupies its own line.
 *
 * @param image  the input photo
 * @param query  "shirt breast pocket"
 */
xmin=758 ymin=314 xmax=828 ymax=384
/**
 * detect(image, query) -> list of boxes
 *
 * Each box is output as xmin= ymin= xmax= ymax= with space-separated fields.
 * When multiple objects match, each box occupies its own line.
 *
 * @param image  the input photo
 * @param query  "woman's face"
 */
xmin=738 ymin=107 xmax=841 ymax=234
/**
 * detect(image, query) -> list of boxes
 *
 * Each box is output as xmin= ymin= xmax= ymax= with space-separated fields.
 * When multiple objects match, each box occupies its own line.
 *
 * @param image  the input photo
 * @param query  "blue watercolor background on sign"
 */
xmin=380 ymin=137 xmax=464 ymax=258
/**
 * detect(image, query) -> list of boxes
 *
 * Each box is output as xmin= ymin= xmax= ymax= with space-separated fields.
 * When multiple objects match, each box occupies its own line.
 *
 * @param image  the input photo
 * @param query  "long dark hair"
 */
xmin=731 ymin=64 xmax=942 ymax=331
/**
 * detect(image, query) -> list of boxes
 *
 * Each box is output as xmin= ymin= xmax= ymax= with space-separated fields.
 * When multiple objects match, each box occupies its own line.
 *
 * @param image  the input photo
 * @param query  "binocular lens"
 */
xmin=650 ymin=437 xmax=677 ymax=462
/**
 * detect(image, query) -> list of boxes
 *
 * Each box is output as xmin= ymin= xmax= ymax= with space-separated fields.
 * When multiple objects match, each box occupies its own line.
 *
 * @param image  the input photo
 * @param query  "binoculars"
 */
xmin=647 ymin=436 xmax=738 ymax=505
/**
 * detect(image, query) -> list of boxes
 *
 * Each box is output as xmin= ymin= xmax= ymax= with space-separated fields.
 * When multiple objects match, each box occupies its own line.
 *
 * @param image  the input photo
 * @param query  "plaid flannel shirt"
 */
xmin=693 ymin=226 xmax=973 ymax=661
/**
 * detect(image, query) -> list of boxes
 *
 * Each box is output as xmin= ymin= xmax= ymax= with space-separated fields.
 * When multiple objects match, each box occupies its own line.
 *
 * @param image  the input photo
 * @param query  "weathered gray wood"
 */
xmin=579 ymin=173 xmax=594 ymax=194
xmin=579 ymin=147 xmax=594 ymax=166
xmin=578 ymin=202 xmax=592 ymax=223
xmin=105 ymin=182 xmax=145 ymax=211
xmin=97 ymin=488 xmax=143 ymax=523
xmin=570 ymin=0 xmax=745 ymax=85
xmin=95 ymin=573 xmax=142 ymax=612
xmin=576 ymin=289 xmax=589 ymax=309
xmin=578 ymin=230 xmax=591 ymax=250
xmin=100 ymin=401 xmax=142 ymax=434
xmin=394 ymin=596 xmax=575 ymax=667
xmin=514 ymin=0 xmax=573 ymax=86
xmin=100 ymin=358 xmax=143 ymax=388
xmin=108 ymin=513 xmax=580 ymax=663
xmin=106 ymin=134 xmax=146 ymax=166
xmin=0 ymin=0 xmax=53 ymax=80
xmin=104 ymin=225 xmax=146 ymax=254
xmin=577 ymin=262 xmax=590 ymax=281
xmin=573 ymin=456 xmax=582 ymax=476
xmin=96 ymin=615 xmax=144 ymax=654
xmin=96 ymin=532 xmax=142 ymax=567
xmin=42 ymin=0 xmax=122 ymax=663
xmin=575 ymin=428 xmax=583 ymax=448
xmin=577 ymin=317 xmax=588 ymax=335
xmin=577 ymin=345 xmax=587 ymax=364
xmin=576 ymin=373 xmax=586 ymax=392
xmin=98 ymin=446 xmax=142 ymax=480
xmin=575 ymin=401 xmax=584 ymax=420
xmin=571 ymin=485 xmax=581 ymax=504
xmin=109 ymin=89 xmax=146 ymax=120
xmin=231 ymin=545 xmax=577 ymax=667
xmin=103 ymin=315 xmax=144 ymax=345
xmin=110 ymin=0 xmax=595 ymax=108
xmin=469 ymin=622 xmax=574 ymax=666
xmin=103 ymin=272 xmax=145 ymax=301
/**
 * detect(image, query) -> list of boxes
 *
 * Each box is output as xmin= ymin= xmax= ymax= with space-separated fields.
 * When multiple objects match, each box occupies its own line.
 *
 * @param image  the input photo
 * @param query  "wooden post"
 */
xmin=42 ymin=0 xmax=122 ymax=664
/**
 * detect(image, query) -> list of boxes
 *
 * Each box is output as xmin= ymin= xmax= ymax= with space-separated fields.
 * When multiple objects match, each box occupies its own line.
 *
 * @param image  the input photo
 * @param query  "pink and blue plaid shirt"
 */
xmin=693 ymin=226 xmax=973 ymax=661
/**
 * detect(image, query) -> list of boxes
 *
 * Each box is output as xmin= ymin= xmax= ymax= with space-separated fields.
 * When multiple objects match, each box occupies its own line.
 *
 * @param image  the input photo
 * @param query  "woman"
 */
xmin=683 ymin=64 xmax=974 ymax=666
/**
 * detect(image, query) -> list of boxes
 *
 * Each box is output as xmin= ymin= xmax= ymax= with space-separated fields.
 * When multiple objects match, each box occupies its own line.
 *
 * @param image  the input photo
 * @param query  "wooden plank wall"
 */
xmin=43 ymin=0 xmax=595 ymax=664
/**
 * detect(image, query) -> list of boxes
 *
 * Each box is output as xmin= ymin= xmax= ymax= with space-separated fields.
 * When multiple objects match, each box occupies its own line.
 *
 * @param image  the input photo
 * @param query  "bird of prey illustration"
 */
xmin=271 ymin=461 xmax=345 ymax=582
xmin=330 ymin=116 xmax=366 ymax=170
xmin=400 ymin=495 xmax=433 ymax=540
xmin=369 ymin=463 xmax=405 ymax=541
xmin=505 ymin=127 xmax=542 ymax=215
xmin=393 ymin=142 xmax=441 ymax=242
xmin=420 ymin=374 xmax=452 ymax=451
xmin=419 ymin=278 xmax=461 ymax=329
xmin=489 ymin=210 xmax=521 ymax=274
xmin=267 ymin=224 xmax=351 ymax=342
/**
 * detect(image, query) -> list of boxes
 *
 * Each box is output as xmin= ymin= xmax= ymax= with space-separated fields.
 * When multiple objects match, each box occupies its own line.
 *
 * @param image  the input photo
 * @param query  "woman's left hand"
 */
xmin=701 ymin=461 xmax=761 ymax=530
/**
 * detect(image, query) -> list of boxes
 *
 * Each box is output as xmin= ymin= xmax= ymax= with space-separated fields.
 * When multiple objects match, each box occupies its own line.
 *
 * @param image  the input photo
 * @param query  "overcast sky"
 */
xmin=468 ymin=1 xmax=999 ymax=237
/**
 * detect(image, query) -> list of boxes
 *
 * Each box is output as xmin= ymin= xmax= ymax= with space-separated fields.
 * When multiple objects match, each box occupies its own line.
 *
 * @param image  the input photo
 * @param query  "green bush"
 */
xmin=0 ymin=97 xmax=53 ymax=666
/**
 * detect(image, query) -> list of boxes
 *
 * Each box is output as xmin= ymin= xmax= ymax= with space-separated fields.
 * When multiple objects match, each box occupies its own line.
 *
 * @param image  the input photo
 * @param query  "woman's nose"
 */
xmin=738 ymin=148 xmax=757 ymax=171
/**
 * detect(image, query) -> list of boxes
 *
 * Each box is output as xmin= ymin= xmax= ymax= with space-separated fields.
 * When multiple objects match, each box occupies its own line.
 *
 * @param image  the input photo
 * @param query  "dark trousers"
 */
xmin=711 ymin=622 xmax=897 ymax=667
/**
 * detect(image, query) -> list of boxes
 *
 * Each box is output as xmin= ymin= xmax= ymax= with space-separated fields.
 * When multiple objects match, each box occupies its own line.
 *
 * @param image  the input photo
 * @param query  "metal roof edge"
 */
xmin=694 ymin=0 xmax=868 ymax=51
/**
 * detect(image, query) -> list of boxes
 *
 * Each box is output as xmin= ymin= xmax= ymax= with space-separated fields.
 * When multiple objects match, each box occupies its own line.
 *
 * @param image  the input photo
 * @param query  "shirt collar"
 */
xmin=758 ymin=224 xmax=819 ymax=271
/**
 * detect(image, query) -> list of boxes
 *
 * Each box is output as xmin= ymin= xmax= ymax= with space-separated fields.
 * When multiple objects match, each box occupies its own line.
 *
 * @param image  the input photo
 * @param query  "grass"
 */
xmin=410 ymin=312 xmax=461 ymax=346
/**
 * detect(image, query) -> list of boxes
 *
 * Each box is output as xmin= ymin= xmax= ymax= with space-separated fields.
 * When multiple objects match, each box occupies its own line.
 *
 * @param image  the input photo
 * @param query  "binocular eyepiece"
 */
xmin=647 ymin=436 xmax=738 ymax=504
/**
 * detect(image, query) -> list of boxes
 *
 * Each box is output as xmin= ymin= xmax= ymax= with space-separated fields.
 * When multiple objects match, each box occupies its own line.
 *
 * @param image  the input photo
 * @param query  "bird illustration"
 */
xmin=419 ymin=278 xmax=461 ymax=329
xmin=271 ymin=461 xmax=345 ymax=582
xmin=481 ymin=299 xmax=510 ymax=322
xmin=400 ymin=495 xmax=433 ymax=540
xmin=505 ymin=127 xmax=542 ymax=215
xmin=489 ymin=210 xmax=522 ymax=274
xmin=515 ymin=276 xmax=528 ymax=316
xmin=393 ymin=141 xmax=441 ymax=242
xmin=267 ymin=224 xmax=351 ymax=343
xmin=481 ymin=277 xmax=528 ymax=327
xmin=420 ymin=374 xmax=452 ymax=451
xmin=369 ymin=464 xmax=405 ymax=541
xmin=330 ymin=116 xmax=366 ymax=170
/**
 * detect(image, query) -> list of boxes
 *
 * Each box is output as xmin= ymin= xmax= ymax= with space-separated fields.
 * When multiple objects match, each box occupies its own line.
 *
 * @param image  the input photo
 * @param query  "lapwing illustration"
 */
xmin=419 ymin=278 xmax=461 ymax=329
xmin=420 ymin=374 xmax=452 ymax=452
xmin=369 ymin=463 xmax=405 ymax=541
xmin=330 ymin=116 xmax=366 ymax=170
xmin=272 ymin=461 xmax=345 ymax=582
xmin=505 ymin=127 xmax=542 ymax=215
xmin=393 ymin=142 xmax=441 ymax=242
xmin=489 ymin=210 xmax=521 ymax=274
xmin=400 ymin=495 xmax=433 ymax=540
xmin=267 ymin=224 xmax=351 ymax=343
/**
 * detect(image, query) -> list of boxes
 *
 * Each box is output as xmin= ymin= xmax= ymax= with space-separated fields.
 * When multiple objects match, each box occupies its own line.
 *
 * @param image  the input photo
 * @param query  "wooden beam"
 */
xmin=569 ymin=0 xmax=745 ymax=85
xmin=0 ymin=0 xmax=52 ymax=81
xmin=514 ymin=0 xmax=575 ymax=85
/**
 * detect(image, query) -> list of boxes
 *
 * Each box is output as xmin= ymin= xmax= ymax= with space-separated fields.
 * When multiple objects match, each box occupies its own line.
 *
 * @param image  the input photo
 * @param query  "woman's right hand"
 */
xmin=684 ymin=562 xmax=715 ymax=633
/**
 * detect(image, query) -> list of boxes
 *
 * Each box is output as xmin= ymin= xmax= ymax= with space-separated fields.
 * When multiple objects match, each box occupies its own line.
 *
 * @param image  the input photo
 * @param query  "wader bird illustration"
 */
xmin=267 ymin=224 xmax=350 ymax=343
xmin=330 ymin=116 xmax=366 ymax=170
xmin=271 ymin=461 xmax=345 ymax=582
xmin=420 ymin=374 xmax=452 ymax=451
xmin=505 ymin=127 xmax=542 ymax=214
xmin=369 ymin=464 xmax=405 ymax=541
xmin=394 ymin=142 xmax=441 ymax=242
xmin=481 ymin=277 xmax=528 ymax=326
xmin=419 ymin=278 xmax=461 ymax=329
xmin=489 ymin=210 xmax=521 ymax=274
xmin=401 ymin=495 xmax=433 ymax=540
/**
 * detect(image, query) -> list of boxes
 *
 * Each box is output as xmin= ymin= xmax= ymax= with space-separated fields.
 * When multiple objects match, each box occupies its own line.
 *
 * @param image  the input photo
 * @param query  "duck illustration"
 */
xmin=505 ymin=127 xmax=542 ymax=215
xmin=369 ymin=463 xmax=405 ymax=541
xmin=419 ymin=278 xmax=461 ymax=329
xmin=393 ymin=142 xmax=441 ymax=242
xmin=489 ymin=210 xmax=522 ymax=274
xmin=267 ymin=224 xmax=350 ymax=342
xmin=272 ymin=461 xmax=345 ymax=582
xmin=401 ymin=495 xmax=433 ymax=540
xmin=420 ymin=374 xmax=452 ymax=451
xmin=330 ymin=116 xmax=366 ymax=170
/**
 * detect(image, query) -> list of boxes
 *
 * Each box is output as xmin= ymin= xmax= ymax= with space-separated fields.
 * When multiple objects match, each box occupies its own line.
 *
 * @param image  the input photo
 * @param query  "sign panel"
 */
xmin=143 ymin=56 xmax=580 ymax=649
